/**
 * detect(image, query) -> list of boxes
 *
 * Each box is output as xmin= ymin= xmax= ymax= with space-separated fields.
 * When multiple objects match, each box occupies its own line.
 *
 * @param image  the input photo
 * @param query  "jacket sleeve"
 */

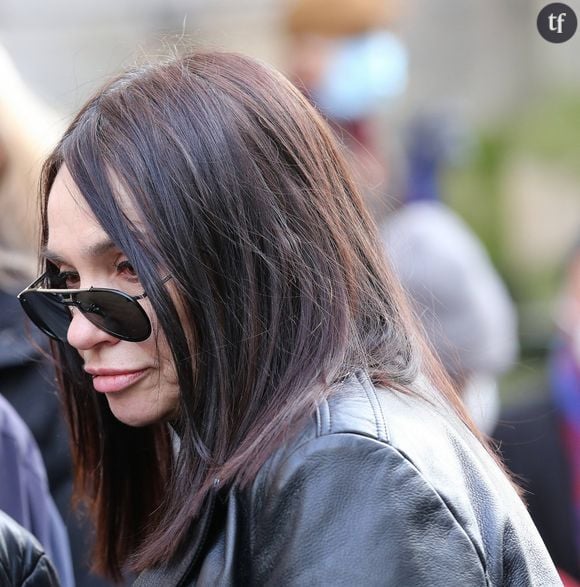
xmin=249 ymin=433 xmax=488 ymax=587
xmin=0 ymin=510 xmax=61 ymax=587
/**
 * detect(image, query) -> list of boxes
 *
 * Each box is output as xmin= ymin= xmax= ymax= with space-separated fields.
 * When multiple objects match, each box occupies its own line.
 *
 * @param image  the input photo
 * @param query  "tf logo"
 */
xmin=537 ymin=3 xmax=578 ymax=42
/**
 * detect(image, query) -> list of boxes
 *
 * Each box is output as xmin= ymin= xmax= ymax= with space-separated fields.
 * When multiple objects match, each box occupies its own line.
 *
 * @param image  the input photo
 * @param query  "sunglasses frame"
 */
xmin=17 ymin=272 xmax=153 ymax=343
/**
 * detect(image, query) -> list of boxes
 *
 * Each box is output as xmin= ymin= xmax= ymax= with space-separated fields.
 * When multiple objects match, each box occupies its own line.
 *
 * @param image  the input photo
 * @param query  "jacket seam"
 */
xmin=18 ymin=550 xmax=45 ymax=586
xmin=355 ymin=371 xmax=389 ymax=441
xmin=257 ymin=431 xmax=489 ymax=584
xmin=390 ymin=443 xmax=490 ymax=584
xmin=249 ymin=450 xmax=279 ymax=576
xmin=267 ymin=430 xmax=388 ymax=478
xmin=328 ymin=396 xmax=333 ymax=434
xmin=371 ymin=384 xmax=388 ymax=441
xmin=315 ymin=404 xmax=322 ymax=437
xmin=359 ymin=373 xmax=390 ymax=440
xmin=356 ymin=371 xmax=380 ymax=439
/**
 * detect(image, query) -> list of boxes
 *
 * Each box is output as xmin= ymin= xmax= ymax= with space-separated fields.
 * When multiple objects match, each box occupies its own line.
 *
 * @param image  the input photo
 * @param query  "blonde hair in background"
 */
xmin=0 ymin=45 xmax=63 ymax=291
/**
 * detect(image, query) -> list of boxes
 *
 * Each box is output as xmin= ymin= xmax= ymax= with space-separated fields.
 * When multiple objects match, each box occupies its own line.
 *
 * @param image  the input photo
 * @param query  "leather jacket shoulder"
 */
xmin=136 ymin=372 xmax=561 ymax=586
xmin=0 ymin=510 xmax=60 ymax=586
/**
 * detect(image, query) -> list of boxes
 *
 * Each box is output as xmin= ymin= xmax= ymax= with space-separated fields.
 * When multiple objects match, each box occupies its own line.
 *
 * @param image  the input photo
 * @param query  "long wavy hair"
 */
xmin=40 ymin=51 xmax=473 ymax=580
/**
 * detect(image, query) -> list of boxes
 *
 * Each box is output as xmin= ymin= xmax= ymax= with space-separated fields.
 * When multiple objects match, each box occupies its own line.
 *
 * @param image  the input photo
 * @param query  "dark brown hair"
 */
xmin=41 ymin=51 xmax=473 ymax=580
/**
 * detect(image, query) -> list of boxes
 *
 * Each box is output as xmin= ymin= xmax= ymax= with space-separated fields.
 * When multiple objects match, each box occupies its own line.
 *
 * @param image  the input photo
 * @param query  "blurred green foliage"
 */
xmin=443 ymin=89 xmax=580 ymax=305
xmin=441 ymin=89 xmax=580 ymax=402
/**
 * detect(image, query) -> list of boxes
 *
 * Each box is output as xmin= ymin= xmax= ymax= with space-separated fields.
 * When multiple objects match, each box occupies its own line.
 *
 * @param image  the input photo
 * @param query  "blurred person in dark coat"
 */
xmin=0 ymin=44 xmax=123 ymax=586
xmin=0 ymin=392 xmax=73 ymax=585
xmin=494 ymin=238 xmax=580 ymax=583
xmin=0 ymin=509 xmax=61 ymax=586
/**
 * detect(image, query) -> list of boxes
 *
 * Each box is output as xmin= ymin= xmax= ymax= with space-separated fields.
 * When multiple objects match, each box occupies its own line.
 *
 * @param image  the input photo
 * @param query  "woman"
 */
xmin=18 ymin=51 xmax=559 ymax=585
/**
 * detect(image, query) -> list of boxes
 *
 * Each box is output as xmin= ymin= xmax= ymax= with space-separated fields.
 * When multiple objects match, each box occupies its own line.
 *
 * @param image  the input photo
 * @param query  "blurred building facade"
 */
xmin=2 ymin=0 xmax=579 ymax=122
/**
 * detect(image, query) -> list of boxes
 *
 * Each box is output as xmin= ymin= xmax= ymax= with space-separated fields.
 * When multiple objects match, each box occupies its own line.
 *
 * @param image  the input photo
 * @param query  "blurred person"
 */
xmin=284 ymin=0 xmax=407 ymax=220
xmin=404 ymin=112 xmax=472 ymax=204
xmin=494 ymin=238 xmax=580 ymax=584
xmin=15 ymin=50 xmax=560 ymax=585
xmin=0 ymin=44 xmax=121 ymax=586
xmin=381 ymin=200 xmax=519 ymax=435
xmin=0 ymin=509 xmax=60 ymax=586
xmin=0 ymin=44 xmax=60 ymax=281
xmin=0 ymin=392 xmax=73 ymax=585
xmin=381 ymin=116 xmax=517 ymax=435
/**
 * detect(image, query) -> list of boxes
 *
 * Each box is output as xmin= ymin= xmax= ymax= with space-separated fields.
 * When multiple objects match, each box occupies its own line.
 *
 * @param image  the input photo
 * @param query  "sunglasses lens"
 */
xmin=75 ymin=290 xmax=151 ymax=342
xmin=19 ymin=291 xmax=72 ymax=342
xmin=19 ymin=289 xmax=151 ymax=343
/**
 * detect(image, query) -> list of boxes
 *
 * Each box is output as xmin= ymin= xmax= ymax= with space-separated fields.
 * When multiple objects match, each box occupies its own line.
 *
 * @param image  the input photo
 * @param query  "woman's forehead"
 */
xmin=47 ymin=164 xmax=141 ymax=233
xmin=46 ymin=165 xmax=151 ymax=269
xmin=46 ymin=166 xmax=118 ymax=262
xmin=47 ymin=166 xmax=102 ymax=236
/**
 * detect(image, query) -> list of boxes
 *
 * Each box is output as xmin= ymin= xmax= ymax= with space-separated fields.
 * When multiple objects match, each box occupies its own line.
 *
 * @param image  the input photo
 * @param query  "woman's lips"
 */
xmin=91 ymin=369 xmax=148 ymax=393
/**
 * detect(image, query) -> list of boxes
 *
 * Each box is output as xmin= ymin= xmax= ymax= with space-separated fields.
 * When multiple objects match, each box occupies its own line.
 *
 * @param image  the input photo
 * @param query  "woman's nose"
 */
xmin=66 ymin=308 xmax=119 ymax=350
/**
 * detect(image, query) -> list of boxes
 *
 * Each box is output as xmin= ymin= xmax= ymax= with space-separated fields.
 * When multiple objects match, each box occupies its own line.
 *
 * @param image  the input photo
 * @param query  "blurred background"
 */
xmin=1 ymin=0 xmax=580 ymax=405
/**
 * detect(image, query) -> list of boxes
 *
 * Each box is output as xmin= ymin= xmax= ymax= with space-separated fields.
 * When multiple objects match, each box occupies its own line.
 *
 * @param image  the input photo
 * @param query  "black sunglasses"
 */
xmin=17 ymin=273 xmax=153 ymax=343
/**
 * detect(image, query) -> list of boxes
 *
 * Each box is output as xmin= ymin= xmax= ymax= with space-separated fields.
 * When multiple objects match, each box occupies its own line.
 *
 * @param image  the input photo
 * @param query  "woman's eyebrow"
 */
xmin=41 ymin=239 xmax=118 ymax=264
xmin=40 ymin=247 xmax=67 ymax=264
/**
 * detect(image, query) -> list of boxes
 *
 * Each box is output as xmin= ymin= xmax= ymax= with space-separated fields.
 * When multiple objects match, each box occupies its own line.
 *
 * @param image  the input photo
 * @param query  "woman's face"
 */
xmin=45 ymin=166 xmax=180 ymax=427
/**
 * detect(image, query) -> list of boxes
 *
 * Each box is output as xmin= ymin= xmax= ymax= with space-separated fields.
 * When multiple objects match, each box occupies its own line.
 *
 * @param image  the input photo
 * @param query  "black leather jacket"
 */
xmin=0 ymin=510 xmax=60 ymax=586
xmin=135 ymin=372 xmax=561 ymax=586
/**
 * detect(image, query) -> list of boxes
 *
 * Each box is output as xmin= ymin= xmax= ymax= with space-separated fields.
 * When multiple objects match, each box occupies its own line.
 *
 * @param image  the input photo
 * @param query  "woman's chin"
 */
xmin=105 ymin=391 xmax=179 ymax=428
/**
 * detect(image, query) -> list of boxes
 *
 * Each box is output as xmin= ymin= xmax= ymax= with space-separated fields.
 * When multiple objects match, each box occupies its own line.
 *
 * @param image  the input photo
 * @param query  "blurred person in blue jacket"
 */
xmin=494 ymin=238 xmax=580 ymax=584
xmin=0 ymin=392 xmax=72 ymax=585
